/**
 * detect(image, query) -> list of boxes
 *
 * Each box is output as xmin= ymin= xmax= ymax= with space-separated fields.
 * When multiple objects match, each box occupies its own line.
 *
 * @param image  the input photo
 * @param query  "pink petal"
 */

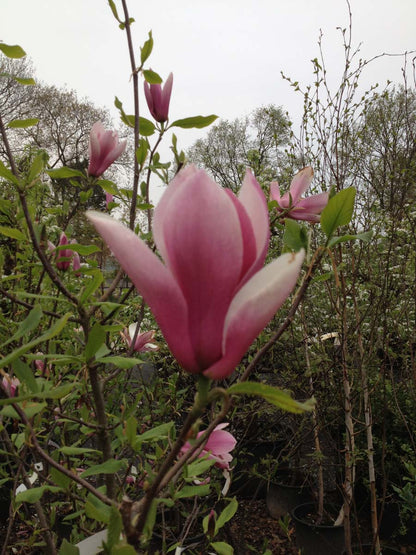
xmin=204 ymin=250 xmax=304 ymax=379
xmin=86 ymin=211 xmax=199 ymax=372
xmin=237 ymin=169 xmax=270 ymax=280
xmin=289 ymin=167 xmax=313 ymax=203
xmin=205 ymin=428 xmax=237 ymax=455
xmin=155 ymin=168 xmax=244 ymax=369
xmin=295 ymin=192 xmax=329 ymax=213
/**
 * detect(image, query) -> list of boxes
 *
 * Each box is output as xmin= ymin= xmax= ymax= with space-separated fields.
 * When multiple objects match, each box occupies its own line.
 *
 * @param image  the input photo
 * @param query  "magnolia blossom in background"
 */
xmin=270 ymin=166 xmax=329 ymax=223
xmin=181 ymin=423 xmax=237 ymax=470
xmin=2 ymin=375 xmax=20 ymax=397
xmin=121 ymin=323 xmax=159 ymax=353
xmin=87 ymin=121 xmax=127 ymax=177
xmin=144 ymin=72 xmax=173 ymax=123
xmin=56 ymin=232 xmax=72 ymax=271
xmin=105 ymin=192 xmax=114 ymax=210
xmin=70 ymin=239 xmax=81 ymax=275
xmin=87 ymin=165 xmax=304 ymax=380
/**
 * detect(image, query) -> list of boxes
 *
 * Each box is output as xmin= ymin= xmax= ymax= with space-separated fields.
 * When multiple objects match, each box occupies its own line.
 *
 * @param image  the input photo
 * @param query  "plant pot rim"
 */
xmin=292 ymin=502 xmax=344 ymax=530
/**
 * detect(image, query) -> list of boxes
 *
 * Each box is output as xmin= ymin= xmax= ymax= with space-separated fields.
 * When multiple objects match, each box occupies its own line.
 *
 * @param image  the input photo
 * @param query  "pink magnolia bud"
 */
xmin=2 ymin=375 xmax=20 ymax=397
xmin=144 ymin=72 xmax=173 ymax=123
xmin=56 ymin=232 xmax=72 ymax=271
xmin=105 ymin=192 xmax=114 ymax=210
xmin=88 ymin=121 xmax=127 ymax=178
xmin=70 ymin=239 xmax=81 ymax=275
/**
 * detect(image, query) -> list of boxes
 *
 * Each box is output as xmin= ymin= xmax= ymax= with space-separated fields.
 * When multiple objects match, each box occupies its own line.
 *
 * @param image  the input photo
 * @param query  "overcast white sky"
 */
xmin=2 ymin=0 xmax=416 ymax=179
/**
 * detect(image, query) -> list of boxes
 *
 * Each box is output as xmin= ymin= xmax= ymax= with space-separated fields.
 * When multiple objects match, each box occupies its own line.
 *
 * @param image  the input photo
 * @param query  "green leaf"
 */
xmin=46 ymin=167 xmax=84 ymax=179
xmin=59 ymin=446 xmax=101 ymax=456
xmin=107 ymin=0 xmax=122 ymax=22
xmin=1 ymin=305 xmax=42 ymax=348
xmin=327 ymin=230 xmax=373 ymax=248
xmin=215 ymin=498 xmax=238 ymax=534
xmin=135 ymin=139 xmax=149 ymax=166
xmin=138 ymin=117 xmax=155 ymax=136
xmin=96 ymin=356 xmax=142 ymax=369
xmin=0 ymin=383 xmax=75 ymax=407
xmin=15 ymin=485 xmax=62 ymax=505
xmin=84 ymin=323 xmax=106 ymax=361
xmin=107 ymin=505 xmax=123 ymax=550
xmin=140 ymin=31 xmax=153 ymax=65
xmin=50 ymin=466 xmax=72 ymax=490
xmin=80 ymin=459 xmax=126 ymax=478
xmin=227 ymin=382 xmax=315 ymax=414
xmin=12 ymin=358 xmax=38 ymax=393
xmin=321 ymin=187 xmax=356 ymax=238
xmin=125 ymin=415 xmax=137 ymax=447
xmin=80 ymin=269 xmax=103 ymax=304
xmin=97 ymin=179 xmax=119 ymax=195
xmin=134 ymin=422 xmax=174 ymax=446
xmin=7 ymin=118 xmax=39 ymax=128
xmin=2 ymin=401 xmax=47 ymax=419
xmin=210 ymin=541 xmax=234 ymax=555
xmin=170 ymin=115 xmax=218 ymax=129
xmin=0 ymin=160 xmax=19 ymax=185
xmin=175 ymin=484 xmax=210 ymax=499
xmin=85 ymin=490 xmax=111 ymax=524
xmin=0 ymin=312 xmax=71 ymax=369
xmin=15 ymin=76 xmax=36 ymax=85
xmin=111 ymin=546 xmax=137 ymax=555
xmin=58 ymin=539 xmax=80 ymax=555
xmin=0 ymin=225 xmax=25 ymax=241
xmin=283 ymin=219 xmax=308 ymax=252
xmin=27 ymin=153 xmax=46 ymax=183
xmin=0 ymin=43 xmax=26 ymax=58
xmin=66 ymin=243 xmax=100 ymax=255
xmin=186 ymin=457 xmax=216 ymax=479
xmin=142 ymin=69 xmax=162 ymax=84
xmin=142 ymin=499 xmax=158 ymax=542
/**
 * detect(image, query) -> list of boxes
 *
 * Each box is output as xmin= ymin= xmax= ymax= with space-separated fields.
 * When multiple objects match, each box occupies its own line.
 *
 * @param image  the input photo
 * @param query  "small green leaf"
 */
xmin=27 ymin=153 xmax=46 ymax=183
xmin=58 ymin=539 xmax=80 ymax=555
xmin=321 ymin=187 xmax=356 ymax=238
xmin=327 ymin=230 xmax=372 ymax=247
xmin=66 ymin=243 xmax=100 ymax=255
xmin=134 ymin=422 xmax=174 ymax=446
xmin=143 ymin=69 xmax=162 ymax=84
xmin=0 ymin=312 xmax=70 ymax=369
xmin=125 ymin=415 xmax=137 ymax=447
xmin=0 ymin=225 xmax=25 ymax=241
xmin=186 ymin=457 xmax=216 ymax=479
xmin=136 ymin=139 xmax=149 ymax=166
xmin=59 ymin=446 xmax=101 ymax=456
xmin=80 ymin=269 xmax=104 ymax=305
xmin=85 ymin=490 xmax=111 ymax=524
xmin=210 ymin=541 xmax=234 ymax=555
xmin=215 ymin=498 xmax=238 ymax=534
xmin=50 ymin=466 xmax=72 ymax=490
xmin=140 ymin=31 xmax=153 ymax=65
xmin=7 ymin=118 xmax=39 ymax=128
xmin=80 ymin=459 xmax=126 ymax=478
xmin=1 ymin=305 xmax=42 ymax=348
xmin=170 ymin=115 xmax=218 ymax=129
xmin=107 ymin=506 xmax=123 ymax=549
xmin=12 ymin=358 xmax=38 ymax=393
xmin=283 ymin=219 xmax=308 ymax=252
xmin=2 ymin=401 xmax=47 ymax=420
xmin=0 ymin=43 xmax=26 ymax=58
xmin=15 ymin=485 xmax=62 ymax=505
xmin=97 ymin=179 xmax=119 ymax=195
xmin=46 ymin=167 xmax=84 ymax=179
xmin=96 ymin=356 xmax=142 ymax=369
xmin=138 ymin=117 xmax=155 ymax=136
xmin=84 ymin=323 xmax=106 ymax=361
xmin=142 ymin=499 xmax=158 ymax=542
xmin=0 ymin=160 xmax=19 ymax=185
xmin=175 ymin=484 xmax=210 ymax=499
xmin=107 ymin=0 xmax=122 ymax=22
xmin=227 ymin=382 xmax=315 ymax=414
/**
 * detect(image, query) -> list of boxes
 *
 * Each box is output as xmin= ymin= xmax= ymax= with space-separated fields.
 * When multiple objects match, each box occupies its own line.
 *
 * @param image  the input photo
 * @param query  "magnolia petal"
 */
xmin=86 ymin=211 xmax=199 ymax=372
xmin=295 ymin=192 xmax=329 ymax=213
xmin=204 ymin=250 xmax=304 ymax=379
xmin=157 ymin=169 xmax=244 ymax=369
xmin=238 ymin=169 xmax=270 ymax=279
xmin=289 ymin=167 xmax=313 ymax=203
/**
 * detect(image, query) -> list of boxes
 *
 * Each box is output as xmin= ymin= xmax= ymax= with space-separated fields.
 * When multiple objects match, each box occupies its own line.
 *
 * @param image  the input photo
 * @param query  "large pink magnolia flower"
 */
xmin=270 ymin=167 xmax=329 ymax=223
xmin=87 ymin=165 xmax=304 ymax=379
xmin=121 ymin=323 xmax=159 ymax=353
xmin=88 ymin=121 xmax=127 ymax=177
xmin=181 ymin=423 xmax=237 ymax=470
xmin=144 ymin=72 xmax=173 ymax=123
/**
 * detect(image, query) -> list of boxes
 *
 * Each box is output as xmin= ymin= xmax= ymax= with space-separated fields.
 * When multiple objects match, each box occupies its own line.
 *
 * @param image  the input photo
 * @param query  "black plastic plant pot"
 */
xmin=348 ymin=546 xmax=402 ymax=555
xmin=291 ymin=502 xmax=345 ymax=555
xmin=266 ymin=476 xmax=312 ymax=519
